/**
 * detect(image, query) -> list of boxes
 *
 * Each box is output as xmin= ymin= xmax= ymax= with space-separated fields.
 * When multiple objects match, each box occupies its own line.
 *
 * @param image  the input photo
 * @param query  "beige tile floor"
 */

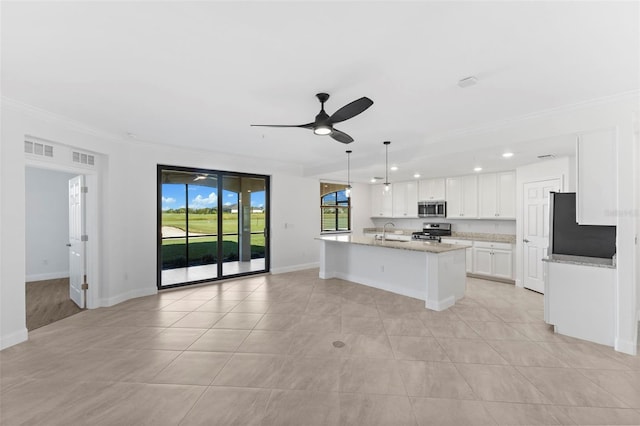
xmin=1 ymin=269 xmax=639 ymax=425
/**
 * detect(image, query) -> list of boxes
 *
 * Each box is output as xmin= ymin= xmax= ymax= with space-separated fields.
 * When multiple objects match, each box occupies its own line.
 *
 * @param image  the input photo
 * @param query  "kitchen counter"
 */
xmin=318 ymin=234 xmax=469 ymax=253
xmin=316 ymin=235 xmax=467 ymax=311
xmin=542 ymin=254 xmax=616 ymax=269
xmin=363 ymin=228 xmax=516 ymax=244
xmin=362 ymin=227 xmax=414 ymax=236
xmin=448 ymin=232 xmax=516 ymax=244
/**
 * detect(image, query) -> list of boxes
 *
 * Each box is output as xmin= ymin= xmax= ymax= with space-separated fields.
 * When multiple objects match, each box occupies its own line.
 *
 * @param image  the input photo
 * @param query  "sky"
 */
xmin=162 ymin=184 xmax=265 ymax=211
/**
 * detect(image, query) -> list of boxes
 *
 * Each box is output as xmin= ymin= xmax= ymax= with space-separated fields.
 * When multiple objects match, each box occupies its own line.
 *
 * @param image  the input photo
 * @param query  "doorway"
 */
xmin=522 ymin=178 xmax=561 ymax=293
xmin=157 ymin=165 xmax=270 ymax=288
xmin=25 ymin=167 xmax=83 ymax=329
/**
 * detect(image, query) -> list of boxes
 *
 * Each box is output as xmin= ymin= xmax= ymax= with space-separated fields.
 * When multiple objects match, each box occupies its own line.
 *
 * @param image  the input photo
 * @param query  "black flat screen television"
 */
xmin=550 ymin=192 xmax=616 ymax=259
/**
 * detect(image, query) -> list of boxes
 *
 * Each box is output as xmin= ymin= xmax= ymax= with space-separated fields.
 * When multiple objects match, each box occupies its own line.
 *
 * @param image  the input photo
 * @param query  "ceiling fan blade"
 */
xmin=329 ymin=97 xmax=374 ymax=124
xmin=251 ymin=123 xmax=315 ymax=130
xmin=330 ymin=129 xmax=354 ymax=144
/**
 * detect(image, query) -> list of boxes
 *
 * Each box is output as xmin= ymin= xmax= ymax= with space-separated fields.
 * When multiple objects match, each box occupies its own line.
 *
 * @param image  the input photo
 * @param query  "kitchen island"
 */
xmin=316 ymin=235 xmax=469 ymax=311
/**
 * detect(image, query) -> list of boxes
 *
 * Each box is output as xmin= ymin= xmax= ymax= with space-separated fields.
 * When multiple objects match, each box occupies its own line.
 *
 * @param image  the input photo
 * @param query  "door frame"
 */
xmin=157 ymin=164 xmax=271 ymax=290
xmin=25 ymin=159 xmax=101 ymax=310
xmin=517 ymin=174 xmax=564 ymax=289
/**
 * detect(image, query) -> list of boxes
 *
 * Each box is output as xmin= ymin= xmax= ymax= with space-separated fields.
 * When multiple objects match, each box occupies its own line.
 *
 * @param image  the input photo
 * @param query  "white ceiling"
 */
xmin=2 ymin=1 xmax=638 ymax=182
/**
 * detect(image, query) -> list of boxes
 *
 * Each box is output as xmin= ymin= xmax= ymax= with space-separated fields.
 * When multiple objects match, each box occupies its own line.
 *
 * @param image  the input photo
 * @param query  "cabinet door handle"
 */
xmin=523 ymin=239 xmax=530 ymax=243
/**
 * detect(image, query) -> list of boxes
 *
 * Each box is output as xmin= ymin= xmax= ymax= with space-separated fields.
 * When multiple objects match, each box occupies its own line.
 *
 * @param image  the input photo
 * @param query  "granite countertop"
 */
xmin=317 ymin=235 xmax=470 ymax=254
xmin=542 ymin=254 xmax=616 ymax=269
xmin=363 ymin=228 xmax=516 ymax=244
xmin=362 ymin=227 xmax=414 ymax=236
xmin=447 ymin=232 xmax=516 ymax=244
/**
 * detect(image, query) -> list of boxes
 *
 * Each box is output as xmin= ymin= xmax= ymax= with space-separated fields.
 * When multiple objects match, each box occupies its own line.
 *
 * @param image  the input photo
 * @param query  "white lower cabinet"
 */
xmin=441 ymin=238 xmax=473 ymax=273
xmin=472 ymin=241 xmax=513 ymax=280
xmin=473 ymin=247 xmax=493 ymax=275
xmin=544 ymin=261 xmax=615 ymax=346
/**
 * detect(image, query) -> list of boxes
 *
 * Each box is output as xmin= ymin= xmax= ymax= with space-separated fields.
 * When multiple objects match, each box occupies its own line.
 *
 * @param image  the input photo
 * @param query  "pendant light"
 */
xmin=383 ymin=141 xmax=391 ymax=192
xmin=345 ymin=150 xmax=352 ymax=198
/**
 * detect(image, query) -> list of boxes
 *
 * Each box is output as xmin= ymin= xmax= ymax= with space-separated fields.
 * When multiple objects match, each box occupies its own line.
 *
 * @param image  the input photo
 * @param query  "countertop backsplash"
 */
xmin=369 ymin=217 xmax=516 ymax=236
xmin=367 ymin=218 xmax=516 ymax=244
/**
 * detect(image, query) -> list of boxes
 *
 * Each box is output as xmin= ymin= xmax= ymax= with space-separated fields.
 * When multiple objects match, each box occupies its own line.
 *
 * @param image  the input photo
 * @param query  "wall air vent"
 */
xmin=72 ymin=151 xmax=95 ymax=166
xmin=537 ymin=154 xmax=556 ymax=160
xmin=24 ymin=140 xmax=54 ymax=157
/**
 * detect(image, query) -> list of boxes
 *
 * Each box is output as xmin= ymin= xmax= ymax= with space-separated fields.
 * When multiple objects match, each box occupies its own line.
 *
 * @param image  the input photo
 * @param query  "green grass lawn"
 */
xmin=161 ymin=234 xmax=265 ymax=269
xmin=322 ymin=209 xmax=349 ymax=231
xmin=162 ymin=212 xmax=265 ymax=234
xmin=161 ymin=212 xmax=266 ymax=269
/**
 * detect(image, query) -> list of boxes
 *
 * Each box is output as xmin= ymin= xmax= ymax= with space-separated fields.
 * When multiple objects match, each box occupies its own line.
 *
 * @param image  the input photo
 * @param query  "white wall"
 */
xmin=0 ymin=100 xmax=322 ymax=349
xmin=25 ymin=167 xmax=76 ymax=281
xmin=349 ymin=182 xmax=375 ymax=235
xmin=1 ymin=96 xmax=637 ymax=353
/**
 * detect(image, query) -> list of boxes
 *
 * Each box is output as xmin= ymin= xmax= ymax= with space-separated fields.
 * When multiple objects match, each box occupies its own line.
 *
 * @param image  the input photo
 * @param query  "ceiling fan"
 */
xmin=251 ymin=93 xmax=373 ymax=144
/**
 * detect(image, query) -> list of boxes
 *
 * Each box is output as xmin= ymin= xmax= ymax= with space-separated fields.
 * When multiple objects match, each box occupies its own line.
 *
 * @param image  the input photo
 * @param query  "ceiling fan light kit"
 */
xmin=251 ymin=92 xmax=373 ymax=144
xmin=314 ymin=125 xmax=332 ymax=135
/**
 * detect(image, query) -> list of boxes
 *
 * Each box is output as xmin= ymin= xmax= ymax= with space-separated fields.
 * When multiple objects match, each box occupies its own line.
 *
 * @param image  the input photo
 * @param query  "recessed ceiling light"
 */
xmin=502 ymin=152 xmax=514 ymax=158
xmin=473 ymin=167 xmax=482 ymax=172
xmin=370 ymin=178 xmax=377 ymax=183
xmin=413 ymin=173 xmax=421 ymax=178
xmin=390 ymin=166 xmax=398 ymax=171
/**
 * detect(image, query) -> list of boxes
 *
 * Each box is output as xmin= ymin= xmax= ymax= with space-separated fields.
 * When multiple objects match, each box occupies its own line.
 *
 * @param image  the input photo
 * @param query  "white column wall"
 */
xmin=349 ymin=182 xmax=375 ymax=234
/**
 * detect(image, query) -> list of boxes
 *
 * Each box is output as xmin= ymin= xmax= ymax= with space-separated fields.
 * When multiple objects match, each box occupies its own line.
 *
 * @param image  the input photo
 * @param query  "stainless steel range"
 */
xmin=411 ymin=223 xmax=452 ymax=242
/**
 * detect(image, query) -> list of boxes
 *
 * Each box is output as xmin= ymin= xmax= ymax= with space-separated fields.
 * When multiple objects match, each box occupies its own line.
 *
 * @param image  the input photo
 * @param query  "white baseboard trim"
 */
xmin=426 ymin=295 xmax=456 ymax=312
xmin=26 ymin=271 xmax=69 ymax=282
xmin=0 ymin=327 xmax=29 ymax=350
xmin=515 ymin=278 xmax=524 ymax=288
xmin=100 ymin=287 xmax=158 ymax=308
xmin=614 ymin=337 xmax=637 ymax=356
xmin=271 ymin=262 xmax=319 ymax=274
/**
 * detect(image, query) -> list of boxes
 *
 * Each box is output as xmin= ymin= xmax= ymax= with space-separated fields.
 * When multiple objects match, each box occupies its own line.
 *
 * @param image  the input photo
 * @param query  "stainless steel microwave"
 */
xmin=418 ymin=201 xmax=446 ymax=218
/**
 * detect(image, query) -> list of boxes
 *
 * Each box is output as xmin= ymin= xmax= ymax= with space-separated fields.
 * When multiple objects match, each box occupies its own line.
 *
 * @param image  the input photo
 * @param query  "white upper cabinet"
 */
xmin=478 ymin=171 xmax=516 ymax=219
xmin=370 ymin=184 xmax=393 ymax=217
xmin=446 ymin=175 xmax=478 ymax=218
xmin=576 ymin=129 xmax=617 ymax=226
xmin=392 ymin=181 xmax=418 ymax=218
xmin=418 ymin=178 xmax=446 ymax=201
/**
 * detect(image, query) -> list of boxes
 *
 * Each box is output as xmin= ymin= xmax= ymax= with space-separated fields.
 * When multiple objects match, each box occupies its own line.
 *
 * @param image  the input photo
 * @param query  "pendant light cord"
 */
xmin=383 ymin=141 xmax=391 ymax=186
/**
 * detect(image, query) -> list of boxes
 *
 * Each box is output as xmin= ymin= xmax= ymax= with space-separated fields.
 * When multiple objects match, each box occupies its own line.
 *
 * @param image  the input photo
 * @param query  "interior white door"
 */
xmin=523 ymin=179 xmax=560 ymax=293
xmin=68 ymin=175 xmax=86 ymax=308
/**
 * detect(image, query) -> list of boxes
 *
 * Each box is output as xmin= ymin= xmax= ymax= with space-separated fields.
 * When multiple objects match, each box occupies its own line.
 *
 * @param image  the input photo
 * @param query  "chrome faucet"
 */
xmin=382 ymin=222 xmax=395 ymax=242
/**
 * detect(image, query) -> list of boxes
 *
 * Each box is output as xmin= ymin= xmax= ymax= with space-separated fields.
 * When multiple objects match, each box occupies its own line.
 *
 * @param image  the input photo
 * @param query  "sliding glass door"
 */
xmin=158 ymin=165 xmax=269 ymax=288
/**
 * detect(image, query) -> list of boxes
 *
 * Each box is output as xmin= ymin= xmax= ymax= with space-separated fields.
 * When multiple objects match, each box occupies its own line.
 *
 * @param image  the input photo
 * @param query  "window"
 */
xmin=158 ymin=165 xmax=270 ymax=288
xmin=320 ymin=182 xmax=350 ymax=232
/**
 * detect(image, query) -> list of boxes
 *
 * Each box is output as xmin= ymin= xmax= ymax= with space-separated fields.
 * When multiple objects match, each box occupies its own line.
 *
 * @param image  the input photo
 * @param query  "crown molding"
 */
xmin=1 ymin=96 xmax=126 ymax=143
